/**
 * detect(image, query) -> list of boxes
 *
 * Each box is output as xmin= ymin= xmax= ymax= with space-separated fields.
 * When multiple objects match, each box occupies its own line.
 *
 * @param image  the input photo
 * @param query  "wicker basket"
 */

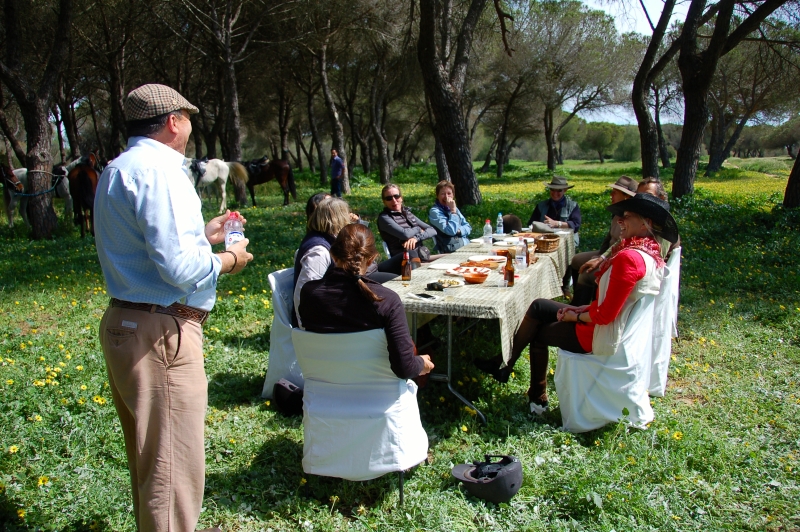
xmin=535 ymin=234 xmax=560 ymax=253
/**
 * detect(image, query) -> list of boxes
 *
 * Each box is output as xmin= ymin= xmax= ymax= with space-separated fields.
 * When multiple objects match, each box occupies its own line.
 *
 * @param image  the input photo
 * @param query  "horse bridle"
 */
xmin=1 ymin=166 xmax=23 ymax=192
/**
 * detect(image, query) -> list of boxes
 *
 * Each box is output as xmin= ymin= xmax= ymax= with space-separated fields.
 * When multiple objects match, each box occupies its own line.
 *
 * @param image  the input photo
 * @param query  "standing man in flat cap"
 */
xmin=95 ymin=84 xmax=253 ymax=532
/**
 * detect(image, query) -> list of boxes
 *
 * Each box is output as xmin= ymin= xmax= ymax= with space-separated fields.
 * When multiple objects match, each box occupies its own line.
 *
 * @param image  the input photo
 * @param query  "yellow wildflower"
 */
xmin=8 ymin=445 xmax=18 ymax=453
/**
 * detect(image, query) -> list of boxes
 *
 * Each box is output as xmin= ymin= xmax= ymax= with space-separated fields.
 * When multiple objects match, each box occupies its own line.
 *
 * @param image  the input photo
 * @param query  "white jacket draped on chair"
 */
xmin=292 ymin=328 xmax=428 ymax=481
xmin=649 ymin=247 xmax=681 ymax=397
xmin=554 ymin=249 xmax=662 ymax=433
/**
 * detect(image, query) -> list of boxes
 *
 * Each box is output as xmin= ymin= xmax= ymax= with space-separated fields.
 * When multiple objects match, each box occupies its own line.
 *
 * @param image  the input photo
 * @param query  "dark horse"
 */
xmin=66 ymin=152 xmax=102 ymax=238
xmin=244 ymin=156 xmax=297 ymax=206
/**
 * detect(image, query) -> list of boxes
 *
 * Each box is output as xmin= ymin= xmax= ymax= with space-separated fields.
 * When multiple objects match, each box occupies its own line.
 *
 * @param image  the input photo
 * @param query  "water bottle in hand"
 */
xmin=224 ymin=211 xmax=244 ymax=249
xmin=483 ymin=219 xmax=493 ymax=247
xmin=496 ymin=213 xmax=503 ymax=235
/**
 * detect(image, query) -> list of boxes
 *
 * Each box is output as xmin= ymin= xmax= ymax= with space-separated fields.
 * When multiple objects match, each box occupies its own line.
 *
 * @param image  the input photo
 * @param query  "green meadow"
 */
xmin=0 ymin=158 xmax=798 ymax=531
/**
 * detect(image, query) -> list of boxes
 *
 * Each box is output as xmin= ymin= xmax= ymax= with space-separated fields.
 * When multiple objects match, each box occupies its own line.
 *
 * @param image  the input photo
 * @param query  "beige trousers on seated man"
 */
xmin=99 ymin=306 xmax=207 ymax=532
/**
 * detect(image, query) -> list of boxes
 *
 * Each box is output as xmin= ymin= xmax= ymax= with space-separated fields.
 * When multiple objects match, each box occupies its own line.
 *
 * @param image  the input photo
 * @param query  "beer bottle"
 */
xmin=504 ymin=249 xmax=515 ymax=287
xmin=401 ymin=251 xmax=412 ymax=282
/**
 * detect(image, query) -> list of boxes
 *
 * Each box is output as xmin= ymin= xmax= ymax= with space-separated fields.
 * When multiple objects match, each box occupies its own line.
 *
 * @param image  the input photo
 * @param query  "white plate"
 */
xmin=505 ymin=237 xmax=536 ymax=244
xmin=470 ymin=237 xmax=488 ymax=244
xmin=445 ymin=266 xmax=492 ymax=276
xmin=493 ymin=241 xmax=513 ymax=246
xmin=436 ymin=279 xmax=465 ymax=288
xmin=427 ymin=262 xmax=461 ymax=270
xmin=468 ymin=255 xmax=506 ymax=263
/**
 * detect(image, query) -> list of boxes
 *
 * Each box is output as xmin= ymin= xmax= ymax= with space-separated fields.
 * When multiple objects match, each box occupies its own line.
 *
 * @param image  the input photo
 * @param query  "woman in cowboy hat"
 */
xmin=477 ymin=193 xmax=678 ymax=416
xmin=527 ymin=175 xmax=582 ymax=297
xmin=570 ymin=175 xmax=638 ymax=306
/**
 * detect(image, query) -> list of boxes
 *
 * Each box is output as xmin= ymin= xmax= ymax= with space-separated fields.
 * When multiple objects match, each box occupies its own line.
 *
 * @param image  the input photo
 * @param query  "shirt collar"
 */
xmin=127 ymin=136 xmax=188 ymax=166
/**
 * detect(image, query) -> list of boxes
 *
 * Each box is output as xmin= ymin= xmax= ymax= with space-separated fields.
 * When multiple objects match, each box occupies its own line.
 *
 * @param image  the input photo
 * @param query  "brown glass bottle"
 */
xmin=401 ymin=251 xmax=412 ymax=282
xmin=504 ymin=249 xmax=515 ymax=287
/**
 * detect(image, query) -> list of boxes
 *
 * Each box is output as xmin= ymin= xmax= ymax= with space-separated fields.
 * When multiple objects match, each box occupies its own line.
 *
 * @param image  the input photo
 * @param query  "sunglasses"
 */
xmin=383 ymin=194 xmax=402 ymax=201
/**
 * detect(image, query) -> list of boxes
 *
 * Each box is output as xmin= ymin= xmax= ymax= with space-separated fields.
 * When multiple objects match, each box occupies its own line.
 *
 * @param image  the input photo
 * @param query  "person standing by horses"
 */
xmin=330 ymin=149 xmax=343 ymax=198
xmin=94 ymin=84 xmax=253 ymax=532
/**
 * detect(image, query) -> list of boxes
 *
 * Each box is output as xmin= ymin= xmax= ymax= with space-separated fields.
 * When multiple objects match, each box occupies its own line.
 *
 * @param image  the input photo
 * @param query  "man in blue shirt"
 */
xmin=330 ymin=148 xmax=343 ymax=197
xmin=95 ymin=84 xmax=253 ymax=532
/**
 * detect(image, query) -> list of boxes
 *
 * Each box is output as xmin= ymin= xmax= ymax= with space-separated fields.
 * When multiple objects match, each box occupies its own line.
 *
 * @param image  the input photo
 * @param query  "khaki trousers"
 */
xmin=99 ymin=306 xmax=207 ymax=532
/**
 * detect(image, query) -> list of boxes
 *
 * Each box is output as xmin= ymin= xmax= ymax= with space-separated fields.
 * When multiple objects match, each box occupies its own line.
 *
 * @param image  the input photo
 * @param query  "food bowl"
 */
xmin=463 ymin=272 xmax=489 ymax=284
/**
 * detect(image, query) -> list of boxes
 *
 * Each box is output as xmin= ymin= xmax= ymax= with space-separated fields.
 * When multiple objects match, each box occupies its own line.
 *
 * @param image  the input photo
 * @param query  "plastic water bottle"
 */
xmin=496 ymin=213 xmax=503 ymax=235
xmin=483 ymin=219 xmax=493 ymax=247
xmin=224 ymin=211 xmax=244 ymax=249
xmin=516 ymin=237 xmax=527 ymax=270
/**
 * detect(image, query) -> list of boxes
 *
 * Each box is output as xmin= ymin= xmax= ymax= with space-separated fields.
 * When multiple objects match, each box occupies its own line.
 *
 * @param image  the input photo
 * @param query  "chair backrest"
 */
xmin=261 ymin=268 xmax=301 ymax=398
xmin=382 ymin=240 xmax=391 ymax=260
xmin=291 ymin=327 xmax=428 ymax=481
xmin=292 ymin=328 xmax=399 ymax=385
xmin=649 ymin=247 xmax=681 ymax=397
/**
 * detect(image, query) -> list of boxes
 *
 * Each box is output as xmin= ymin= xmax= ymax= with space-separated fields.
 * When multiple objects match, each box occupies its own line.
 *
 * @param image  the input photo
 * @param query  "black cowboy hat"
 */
xmin=543 ymin=175 xmax=574 ymax=190
xmin=607 ymin=193 xmax=679 ymax=244
xmin=451 ymin=455 xmax=523 ymax=504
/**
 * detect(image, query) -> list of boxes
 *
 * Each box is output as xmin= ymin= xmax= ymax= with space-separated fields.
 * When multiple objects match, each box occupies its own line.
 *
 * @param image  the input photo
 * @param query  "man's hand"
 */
xmin=220 ymin=239 xmax=253 ymax=275
xmin=205 ymin=210 xmax=247 ymax=245
xmin=419 ymin=354 xmax=435 ymax=375
xmin=544 ymin=215 xmax=560 ymax=228
xmin=402 ymin=239 xmax=417 ymax=251
xmin=579 ymin=256 xmax=604 ymax=274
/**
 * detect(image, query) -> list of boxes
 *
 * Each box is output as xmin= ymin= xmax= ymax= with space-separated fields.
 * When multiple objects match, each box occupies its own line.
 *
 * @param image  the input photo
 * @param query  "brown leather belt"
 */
xmin=110 ymin=298 xmax=209 ymax=325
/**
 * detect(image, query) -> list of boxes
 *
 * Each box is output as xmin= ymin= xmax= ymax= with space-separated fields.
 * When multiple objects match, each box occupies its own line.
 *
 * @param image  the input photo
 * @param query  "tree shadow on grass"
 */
xmin=208 ymin=371 xmax=267 ymax=408
xmin=205 ymin=432 xmax=414 ymax=519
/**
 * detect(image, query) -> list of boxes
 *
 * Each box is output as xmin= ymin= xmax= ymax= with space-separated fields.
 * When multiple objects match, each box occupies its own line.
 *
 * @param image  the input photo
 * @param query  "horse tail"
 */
xmin=287 ymin=165 xmax=297 ymax=199
xmin=227 ymin=162 xmax=249 ymax=186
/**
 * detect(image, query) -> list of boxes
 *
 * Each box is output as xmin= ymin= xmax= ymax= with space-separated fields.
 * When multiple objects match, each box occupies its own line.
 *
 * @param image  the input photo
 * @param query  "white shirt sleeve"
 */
xmin=293 ymin=245 xmax=332 ymax=327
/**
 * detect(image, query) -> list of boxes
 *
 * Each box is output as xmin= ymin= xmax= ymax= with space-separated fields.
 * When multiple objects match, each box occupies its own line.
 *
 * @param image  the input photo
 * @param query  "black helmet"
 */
xmin=451 ymin=455 xmax=523 ymax=503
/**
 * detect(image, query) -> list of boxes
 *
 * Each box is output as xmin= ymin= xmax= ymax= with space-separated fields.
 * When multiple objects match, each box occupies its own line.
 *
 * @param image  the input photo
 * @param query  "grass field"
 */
xmin=0 ymin=158 xmax=798 ymax=531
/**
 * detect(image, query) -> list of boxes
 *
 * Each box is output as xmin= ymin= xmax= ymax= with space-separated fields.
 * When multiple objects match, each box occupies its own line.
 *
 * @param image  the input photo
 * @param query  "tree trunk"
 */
xmin=295 ymin=124 xmax=312 ymax=173
xmin=307 ymin=90 xmax=326 ymax=185
xmin=320 ymin=41 xmax=349 ymax=193
xmin=480 ymin=132 xmax=497 ymax=173
xmin=107 ymin=59 xmax=126 ymax=158
xmin=784 ymin=153 xmax=800 ymax=208
xmin=357 ymin=130 xmax=371 ymax=174
xmin=0 ymin=0 xmax=72 ymax=238
xmin=370 ymin=76 xmax=392 ymax=184
xmin=0 ymin=91 xmax=26 ymax=166
xmin=496 ymin=79 xmax=523 ymax=179
xmin=632 ymin=0 xmax=676 ymax=179
xmin=557 ymin=139 xmax=565 ymax=165
xmin=418 ymin=0 xmax=484 ymax=205
xmin=433 ymin=134 xmax=450 ymax=181
xmin=222 ymin=60 xmax=247 ymax=204
xmin=598 ymin=150 xmax=605 ymax=163
xmin=277 ymin=85 xmax=293 ymax=161
xmin=655 ymin=103 xmax=671 ymax=169
xmin=57 ymin=83 xmax=81 ymax=160
xmin=786 ymin=144 xmax=796 ymax=159
xmin=544 ymin=107 xmax=558 ymax=171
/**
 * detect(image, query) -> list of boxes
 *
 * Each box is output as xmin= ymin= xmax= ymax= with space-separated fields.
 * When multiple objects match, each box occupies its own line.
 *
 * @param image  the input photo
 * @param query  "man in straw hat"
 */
xmin=570 ymin=175 xmax=638 ymax=305
xmin=527 ymin=175 xmax=582 ymax=297
xmin=94 ymin=84 xmax=254 ymax=532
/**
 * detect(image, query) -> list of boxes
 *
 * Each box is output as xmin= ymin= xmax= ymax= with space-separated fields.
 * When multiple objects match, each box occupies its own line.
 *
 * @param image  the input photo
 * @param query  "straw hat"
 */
xmin=125 ymin=84 xmax=199 ymax=121
xmin=543 ymin=175 xmax=574 ymax=190
xmin=606 ymin=193 xmax=679 ymax=243
xmin=607 ymin=175 xmax=638 ymax=197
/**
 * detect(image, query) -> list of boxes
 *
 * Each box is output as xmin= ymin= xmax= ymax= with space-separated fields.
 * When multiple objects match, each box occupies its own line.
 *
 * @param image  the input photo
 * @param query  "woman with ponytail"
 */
xmin=298 ymin=224 xmax=435 ymax=380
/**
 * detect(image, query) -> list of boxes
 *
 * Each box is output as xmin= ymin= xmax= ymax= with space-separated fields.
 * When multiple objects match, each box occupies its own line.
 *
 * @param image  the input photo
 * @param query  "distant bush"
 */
xmin=613 ymin=127 xmax=641 ymax=162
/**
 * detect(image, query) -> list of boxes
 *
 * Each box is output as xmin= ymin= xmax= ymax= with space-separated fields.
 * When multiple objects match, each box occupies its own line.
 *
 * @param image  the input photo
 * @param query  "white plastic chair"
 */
xmin=382 ymin=240 xmax=391 ymax=260
xmin=291 ymin=328 xmax=428 ymax=491
xmin=554 ymin=293 xmax=656 ymax=433
xmin=260 ymin=268 xmax=303 ymax=398
xmin=649 ymin=247 xmax=681 ymax=397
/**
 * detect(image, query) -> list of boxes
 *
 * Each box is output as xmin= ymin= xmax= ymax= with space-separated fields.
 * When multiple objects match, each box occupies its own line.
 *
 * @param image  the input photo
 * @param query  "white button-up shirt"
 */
xmin=95 ymin=136 xmax=222 ymax=311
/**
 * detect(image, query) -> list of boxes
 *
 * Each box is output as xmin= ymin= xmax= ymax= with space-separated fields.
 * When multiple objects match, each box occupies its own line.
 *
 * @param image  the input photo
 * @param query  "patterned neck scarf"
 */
xmin=597 ymin=236 xmax=665 ymax=279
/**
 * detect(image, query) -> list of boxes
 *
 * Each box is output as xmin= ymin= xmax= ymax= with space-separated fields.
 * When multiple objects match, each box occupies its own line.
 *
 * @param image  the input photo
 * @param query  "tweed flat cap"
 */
xmin=125 ymin=84 xmax=199 ymax=121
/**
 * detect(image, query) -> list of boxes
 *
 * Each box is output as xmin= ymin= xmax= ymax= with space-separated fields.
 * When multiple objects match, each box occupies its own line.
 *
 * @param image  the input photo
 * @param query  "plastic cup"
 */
xmin=497 ymin=279 xmax=508 ymax=289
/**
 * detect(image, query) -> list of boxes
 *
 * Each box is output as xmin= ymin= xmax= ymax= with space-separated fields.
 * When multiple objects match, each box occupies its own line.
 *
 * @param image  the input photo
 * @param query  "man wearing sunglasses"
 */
xmin=377 ymin=184 xmax=439 ymax=273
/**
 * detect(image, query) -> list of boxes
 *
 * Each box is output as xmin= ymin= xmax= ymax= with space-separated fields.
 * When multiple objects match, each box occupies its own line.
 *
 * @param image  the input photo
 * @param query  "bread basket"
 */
xmin=535 ymin=234 xmax=560 ymax=253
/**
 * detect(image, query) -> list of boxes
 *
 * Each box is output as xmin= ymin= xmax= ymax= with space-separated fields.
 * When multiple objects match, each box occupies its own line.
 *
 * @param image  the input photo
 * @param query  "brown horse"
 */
xmin=66 ymin=152 xmax=102 ymax=238
xmin=244 ymin=157 xmax=296 ymax=206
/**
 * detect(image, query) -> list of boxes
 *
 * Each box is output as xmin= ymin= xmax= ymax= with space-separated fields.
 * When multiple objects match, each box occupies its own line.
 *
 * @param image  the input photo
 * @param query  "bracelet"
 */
xmin=222 ymin=250 xmax=237 ymax=274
